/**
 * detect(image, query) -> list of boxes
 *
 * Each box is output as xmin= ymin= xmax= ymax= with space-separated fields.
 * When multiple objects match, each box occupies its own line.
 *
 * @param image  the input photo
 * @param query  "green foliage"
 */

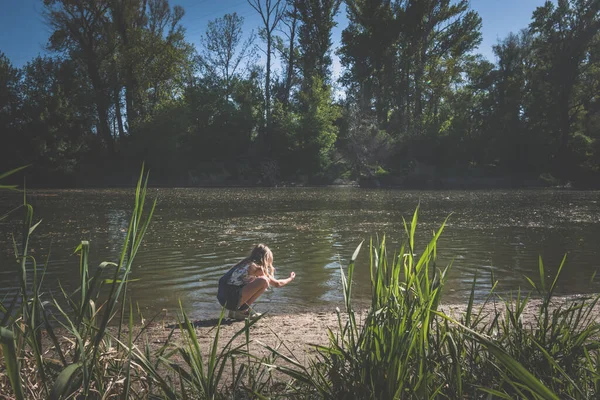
xmin=20 ymin=56 xmax=92 ymax=180
xmin=337 ymin=0 xmax=600 ymax=185
xmin=0 ymin=166 xmax=158 ymax=398
xmin=337 ymin=104 xmax=394 ymax=179
xmin=0 ymin=53 xmax=24 ymax=174
xmin=199 ymin=12 xmax=256 ymax=94
xmin=297 ymin=0 xmax=342 ymax=86
xmin=2 ymin=0 xmax=600 ymax=184
xmin=0 ymin=327 xmax=25 ymax=400
xmin=269 ymin=208 xmax=455 ymax=399
xmin=127 ymin=100 xmax=190 ymax=181
xmin=296 ymin=76 xmax=341 ymax=178
xmin=183 ymin=73 xmax=263 ymax=180
xmin=157 ymin=306 xmax=269 ymax=399
xmin=265 ymin=208 xmax=600 ymax=399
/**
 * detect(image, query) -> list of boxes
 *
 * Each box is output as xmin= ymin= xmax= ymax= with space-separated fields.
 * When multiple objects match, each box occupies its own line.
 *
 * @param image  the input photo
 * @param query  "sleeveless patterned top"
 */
xmin=226 ymin=264 xmax=255 ymax=286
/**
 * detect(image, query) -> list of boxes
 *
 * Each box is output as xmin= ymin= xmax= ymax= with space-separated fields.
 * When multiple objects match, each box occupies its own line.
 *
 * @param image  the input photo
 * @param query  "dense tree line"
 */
xmin=1 ymin=0 xmax=599 ymax=187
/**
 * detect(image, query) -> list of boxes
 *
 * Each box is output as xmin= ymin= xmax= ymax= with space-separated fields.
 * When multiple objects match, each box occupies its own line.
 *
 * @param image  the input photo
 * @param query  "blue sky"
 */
xmin=0 ymin=0 xmax=551 ymax=77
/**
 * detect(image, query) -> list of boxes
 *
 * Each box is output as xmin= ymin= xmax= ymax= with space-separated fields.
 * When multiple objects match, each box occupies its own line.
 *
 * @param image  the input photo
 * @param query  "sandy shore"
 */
xmin=142 ymin=293 xmax=600 ymax=365
xmin=144 ymin=309 xmax=345 ymax=367
xmin=3 ymin=294 xmax=600 ymax=398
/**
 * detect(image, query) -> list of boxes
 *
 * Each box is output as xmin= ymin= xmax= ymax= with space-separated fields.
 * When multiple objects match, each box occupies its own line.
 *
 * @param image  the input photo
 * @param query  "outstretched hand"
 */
xmin=289 ymin=271 xmax=296 ymax=280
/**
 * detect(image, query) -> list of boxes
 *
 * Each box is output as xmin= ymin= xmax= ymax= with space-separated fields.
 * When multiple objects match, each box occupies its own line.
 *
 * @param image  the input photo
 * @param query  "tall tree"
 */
xmin=492 ymin=31 xmax=535 ymax=174
xmin=126 ymin=0 xmax=191 ymax=122
xmin=44 ymin=0 xmax=116 ymax=151
xmin=297 ymin=0 xmax=342 ymax=87
xmin=0 ymin=53 xmax=23 ymax=171
xmin=108 ymin=0 xmax=148 ymax=132
xmin=274 ymin=0 xmax=300 ymax=106
xmin=529 ymin=0 xmax=600 ymax=176
xmin=247 ymin=0 xmax=285 ymax=129
xmin=292 ymin=0 xmax=342 ymax=177
xmin=20 ymin=56 xmax=93 ymax=179
xmin=199 ymin=12 xmax=255 ymax=96
xmin=340 ymin=0 xmax=481 ymax=134
xmin=405 ymin=0 xmax=482 ymax=135
xmin=339 ymin=0 xmax=397 ymax=124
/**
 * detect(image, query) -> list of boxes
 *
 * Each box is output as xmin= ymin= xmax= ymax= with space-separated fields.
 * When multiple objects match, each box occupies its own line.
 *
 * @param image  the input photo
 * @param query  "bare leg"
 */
xmin=239 ymin=277 xmax=268 ymax=309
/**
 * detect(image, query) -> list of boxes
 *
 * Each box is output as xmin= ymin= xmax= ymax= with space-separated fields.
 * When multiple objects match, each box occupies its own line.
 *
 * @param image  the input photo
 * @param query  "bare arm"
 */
xmin=268 ymin=271 xmax=295 ymax=288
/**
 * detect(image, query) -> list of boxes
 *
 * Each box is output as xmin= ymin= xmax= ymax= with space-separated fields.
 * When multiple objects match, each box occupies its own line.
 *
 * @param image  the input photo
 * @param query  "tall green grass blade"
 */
xmin=29 ymin=219 xmax=42 ymax=235
xmin=414 ymin=216 xmax=448 ymax=276
xmin=0 ymin=327 xmax=25 ymax=400
xmin=40 ymin=301 xmax=68 ymax=366
xmin=0 ymin=291 xmax=19 ymax=326
xmin=17 ymin=203 xmax=33 ymax=303
xmin=530 ymin=335 xmax=586 ymax=397
xmin=76 ymin=261 xmax=115 ymax=327
xmin=409 ymin=204 xmax=419 ymax=256
xmin=0 ymin=204 xmax=24 ymax=222
xmin=538 ymin=255 xmax=546 ymax=293
xmin=77 ymin=241 xmax=89 ymax=328
xmin=128 ymin=349 xmax=178 ymax=399
xmin=345 ymin=240 xmax=362 ymax=311
xmin=436 ymin=311 xmax=560 ymax=400
xmin=0 ymin=183 xmax=19 ymax=191
xmin=27 ymin=256 xmax=50 ymax=397
xmin=49 ymin=363 xmax=83 ymax=400
xmin=89 ymin=168 xmax=155 ymax=395
xmin=478 ymin=387 xmax=516 ymax=399
xmin=52 ymin=297 xmax=87 ymax=377
xmin=123 ymin=301 xmax=134 ymax=400
xmin=446 ymin=329 xmax=463 ymax=397
xmin=0 ymin=165 xmax=30 ymax=191
xmin=548 ymin=254 xmax=567 ymax=297
xmin=0 ymin=165 xmax=30 ymax=181
xmin=525 ymin=275 xmax=538 ymax=291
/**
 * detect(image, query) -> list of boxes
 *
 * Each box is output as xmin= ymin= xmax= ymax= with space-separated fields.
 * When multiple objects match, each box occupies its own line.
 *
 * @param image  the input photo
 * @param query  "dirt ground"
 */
xmin=142 ymin=309 xmax=349 ymax=367
xmin=3 ymin=294 xmax=600 ymax=398
xmin=143 ymin=293 xmax=600 ymax=365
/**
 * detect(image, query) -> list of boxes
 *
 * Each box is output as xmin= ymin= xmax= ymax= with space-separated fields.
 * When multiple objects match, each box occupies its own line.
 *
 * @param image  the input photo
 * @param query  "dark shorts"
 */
xmin=217 ymin=283 xmax=243 ymax=311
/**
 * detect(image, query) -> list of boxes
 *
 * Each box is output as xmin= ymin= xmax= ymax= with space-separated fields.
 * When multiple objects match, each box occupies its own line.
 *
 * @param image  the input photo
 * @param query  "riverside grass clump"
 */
xmin=267 ymin=208 xmax=600 ymax=399
xmin=0 ymin=166 xmax=163 ymax=399
xmin=0 ymin=166 xmax=278 ymax=399
xmin=1 ymin=168 xmax=600 ymax=399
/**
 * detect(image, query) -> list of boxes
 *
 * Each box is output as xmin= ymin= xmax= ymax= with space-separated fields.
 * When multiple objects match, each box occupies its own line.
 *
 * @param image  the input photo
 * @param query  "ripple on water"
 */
xmin=1 ymin=187 xmax=599 ymax=317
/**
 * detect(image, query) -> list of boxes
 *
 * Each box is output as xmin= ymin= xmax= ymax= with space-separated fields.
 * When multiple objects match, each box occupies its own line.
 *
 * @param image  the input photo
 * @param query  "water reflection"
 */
xmin=106 ymin=209 xmax=128 ymax=253
xmin=1 ymin=188 xmax=599 ymax=319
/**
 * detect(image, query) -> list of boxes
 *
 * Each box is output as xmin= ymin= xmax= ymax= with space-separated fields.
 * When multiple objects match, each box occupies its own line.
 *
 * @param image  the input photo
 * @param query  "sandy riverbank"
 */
xmin=4 ymin=294 xmax=600 ymax=398
xmin=142 ymin=293 xmax=600 ymax=363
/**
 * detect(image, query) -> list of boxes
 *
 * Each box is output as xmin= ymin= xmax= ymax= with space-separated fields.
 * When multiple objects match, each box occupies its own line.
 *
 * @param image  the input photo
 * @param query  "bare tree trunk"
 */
xmin=111 ymin=0 xmax=147 ymax=132
xmin=96 ymin=90 xmax=114 ymax=152
xmin=114 ymin=85 xmax=125 ymax=139
xmin=247 ymin=0 xmax=285 ymax=133
xmin=266 ymin=34 xmax=272 ymax=129
xmin=284 ymin=1 xmax=298 ymax=106
xmin=87 ymin=55 xmax=114 ymax=152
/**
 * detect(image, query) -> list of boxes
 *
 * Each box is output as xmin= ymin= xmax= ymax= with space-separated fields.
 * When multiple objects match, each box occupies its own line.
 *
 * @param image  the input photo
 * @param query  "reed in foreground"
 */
xmin=268 ymin=207 xmax=600 ymax=399
xmin=0 ymin=167 xmax=281 ymax=399
xmin=0 ymin=166 xmax=162 ymax=399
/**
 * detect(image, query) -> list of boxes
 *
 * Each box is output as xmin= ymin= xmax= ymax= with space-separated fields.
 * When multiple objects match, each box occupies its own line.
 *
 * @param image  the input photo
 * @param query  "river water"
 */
xmin=1 ymin=187 xmax=599 ymax=319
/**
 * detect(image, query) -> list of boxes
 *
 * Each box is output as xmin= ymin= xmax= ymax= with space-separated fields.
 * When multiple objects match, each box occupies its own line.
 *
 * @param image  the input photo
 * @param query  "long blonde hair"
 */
xmin=248 ymin=243 xmax=274 ymax=278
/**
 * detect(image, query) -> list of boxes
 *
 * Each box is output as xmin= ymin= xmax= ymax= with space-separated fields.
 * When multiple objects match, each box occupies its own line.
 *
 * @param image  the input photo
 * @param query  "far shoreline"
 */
xmin=8 ymin=178 xmax=600 ymax=190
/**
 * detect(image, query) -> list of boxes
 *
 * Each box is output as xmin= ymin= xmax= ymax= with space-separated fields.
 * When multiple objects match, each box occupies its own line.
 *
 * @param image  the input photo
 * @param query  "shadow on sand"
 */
xmin=166 ymin=317 xmax=242 ymax=329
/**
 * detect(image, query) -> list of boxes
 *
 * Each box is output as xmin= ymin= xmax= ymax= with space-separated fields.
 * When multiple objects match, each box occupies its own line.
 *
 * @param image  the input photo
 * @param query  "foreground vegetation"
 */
xmin=2 ymin=168 xmax=600 ymax=399
xmin=1 ymin=0 xmax=599 ymax=187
